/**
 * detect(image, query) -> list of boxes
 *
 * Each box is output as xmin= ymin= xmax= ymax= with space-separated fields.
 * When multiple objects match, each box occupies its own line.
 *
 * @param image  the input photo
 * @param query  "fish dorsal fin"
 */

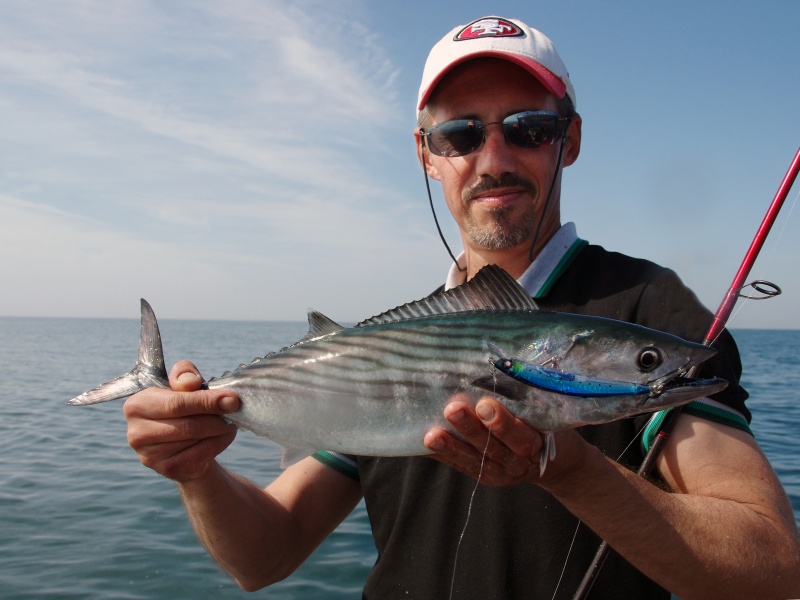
xmin=303 ymin=309 xmax=346 ymax=340
xmin=357 ymin=265 xmax=538 ymax=327
xmin=260 ymin=311 xmax=345 ymax=357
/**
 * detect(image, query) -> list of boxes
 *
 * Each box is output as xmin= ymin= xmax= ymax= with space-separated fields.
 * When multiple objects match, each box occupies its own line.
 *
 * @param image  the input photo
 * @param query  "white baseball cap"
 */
xmin=417 ymin=16 xmax=576 ymax=112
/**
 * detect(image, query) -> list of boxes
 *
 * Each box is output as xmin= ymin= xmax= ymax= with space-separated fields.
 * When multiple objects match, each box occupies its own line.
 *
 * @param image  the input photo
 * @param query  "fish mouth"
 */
xmin=647 ymin=343 xmax=720 ymax=398
xmin=648 ymin=374 xmax=728 ymax=403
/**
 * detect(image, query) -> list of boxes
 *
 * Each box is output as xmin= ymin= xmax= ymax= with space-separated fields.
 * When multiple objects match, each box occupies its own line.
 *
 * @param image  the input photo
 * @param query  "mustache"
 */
xmin=464 ymin=173 xmax=537 ymax=202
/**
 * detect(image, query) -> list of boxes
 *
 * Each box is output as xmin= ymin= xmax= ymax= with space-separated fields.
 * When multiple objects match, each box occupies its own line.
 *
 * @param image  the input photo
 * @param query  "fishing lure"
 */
xmin=487 ymin=342 xmax=652 ymax=397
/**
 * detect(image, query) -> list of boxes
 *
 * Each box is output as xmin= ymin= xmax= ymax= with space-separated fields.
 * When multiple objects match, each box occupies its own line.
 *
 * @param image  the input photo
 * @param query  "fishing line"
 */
xmin=549 ymin=419 xmax=651 ymax=600
xmin=550 ymin=520 xmax=582 ymax=600
xmin=448 ymin=427 xmax=492 ymax=600
xmin=713 ymin=185 xmax=798 ymax=343
xmin=572 ymin=147 xmax=800 ymax=600
xmin=449 ymin=361 xmax=499 ymax=599
xmin=616 ymin=420 xmax=651 ymax=464
xmin=748 ymin=185 xmax=799 ymax=273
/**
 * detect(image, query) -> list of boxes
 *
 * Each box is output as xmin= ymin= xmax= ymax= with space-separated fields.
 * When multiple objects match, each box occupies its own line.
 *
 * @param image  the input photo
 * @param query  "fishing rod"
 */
xmin=572 ymin=146 xmax=800 ymax=600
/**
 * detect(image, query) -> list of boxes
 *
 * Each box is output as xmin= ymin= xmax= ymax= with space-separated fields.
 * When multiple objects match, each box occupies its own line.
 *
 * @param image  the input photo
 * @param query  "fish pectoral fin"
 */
xmin=472 ymin=374 xmax=532 ymax=402
xmin=539 ymin=433 xmax=557 ymax=477
xmin=280 ymin=445 xmax=317 ymax=469
xmin=485 ymin=341 xmax=509 ymax=359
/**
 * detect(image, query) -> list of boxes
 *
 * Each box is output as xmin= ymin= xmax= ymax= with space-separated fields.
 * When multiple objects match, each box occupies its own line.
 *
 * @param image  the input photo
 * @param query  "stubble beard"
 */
xmin=462 ymin=174 xmax=538 ymax=250
xmin=464 ymin=205 xmax=536 ymax=250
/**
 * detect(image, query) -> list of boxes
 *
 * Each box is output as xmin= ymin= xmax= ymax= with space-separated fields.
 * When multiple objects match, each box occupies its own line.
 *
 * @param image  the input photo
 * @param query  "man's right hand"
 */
xmin=124 ymin=359 xmax=240 ymax=482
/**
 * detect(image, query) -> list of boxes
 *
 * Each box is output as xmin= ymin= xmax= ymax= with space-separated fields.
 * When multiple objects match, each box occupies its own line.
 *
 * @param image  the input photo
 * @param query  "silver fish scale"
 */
xmin=217 ymin=313 xmax=514 ymax=397
xmin=208 ymin=318 xmax=492 ymax=453
xmin=68 ymin=265 xmax=726 ymax=460
xmin=210 ymin=308 xmax=720 ymax=457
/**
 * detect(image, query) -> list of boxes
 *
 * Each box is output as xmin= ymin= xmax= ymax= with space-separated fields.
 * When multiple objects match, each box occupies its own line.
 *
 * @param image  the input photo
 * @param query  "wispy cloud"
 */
xmin=0 ymin=19 xmax=398 ymax=189
xmin=5 ymin=1 xmax=796 ymax=328
xmin=0 ymin=1 xmax=445 ymax=319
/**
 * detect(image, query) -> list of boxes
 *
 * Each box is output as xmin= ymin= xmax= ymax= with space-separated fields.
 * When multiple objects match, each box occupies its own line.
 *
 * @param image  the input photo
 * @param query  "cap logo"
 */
xmin=455 ymin=18 xmax=523 ymax=41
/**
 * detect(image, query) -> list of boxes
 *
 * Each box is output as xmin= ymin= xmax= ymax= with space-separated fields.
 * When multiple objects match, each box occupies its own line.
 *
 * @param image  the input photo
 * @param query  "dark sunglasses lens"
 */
xmin=428 ymin=120 xmax=484 ymax=157
xmin=503 ymin=113 xmax=560 ymax=148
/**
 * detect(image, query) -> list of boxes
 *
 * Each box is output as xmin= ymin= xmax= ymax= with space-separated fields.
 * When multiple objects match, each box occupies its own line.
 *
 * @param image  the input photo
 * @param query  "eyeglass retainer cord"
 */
xmin=419 ymin=123 xmax=570 ymax=273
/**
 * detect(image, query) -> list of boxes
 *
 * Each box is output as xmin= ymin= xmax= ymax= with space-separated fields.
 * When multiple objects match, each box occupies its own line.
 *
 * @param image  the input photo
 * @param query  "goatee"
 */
xmin=463 ymin=174 xmax=538 ymax=250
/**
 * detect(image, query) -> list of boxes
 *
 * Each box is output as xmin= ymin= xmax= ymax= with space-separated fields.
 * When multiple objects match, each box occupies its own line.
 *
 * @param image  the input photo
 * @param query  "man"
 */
xmin=124 ymin=16 xmax=800 ymax=599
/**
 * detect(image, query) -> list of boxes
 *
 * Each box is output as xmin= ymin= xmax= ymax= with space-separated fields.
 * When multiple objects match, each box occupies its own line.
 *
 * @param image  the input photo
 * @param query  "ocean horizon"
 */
xmin=1 ymin=317 xmax=797 ymax=598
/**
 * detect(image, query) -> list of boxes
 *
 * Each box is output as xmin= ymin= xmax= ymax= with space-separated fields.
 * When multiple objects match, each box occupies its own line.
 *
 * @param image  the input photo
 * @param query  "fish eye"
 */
xmin=637 ymin=347 xmax=663 ymax=372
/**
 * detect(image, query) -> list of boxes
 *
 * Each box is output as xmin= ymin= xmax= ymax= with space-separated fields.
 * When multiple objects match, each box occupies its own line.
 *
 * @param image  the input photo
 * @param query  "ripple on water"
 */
xmin=0 ymin=320 xmax=795 ymax=599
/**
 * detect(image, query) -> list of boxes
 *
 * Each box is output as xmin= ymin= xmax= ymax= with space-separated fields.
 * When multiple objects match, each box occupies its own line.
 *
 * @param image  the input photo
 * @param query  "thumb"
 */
xmin=169 ymin=360 xmax=205 ymax=391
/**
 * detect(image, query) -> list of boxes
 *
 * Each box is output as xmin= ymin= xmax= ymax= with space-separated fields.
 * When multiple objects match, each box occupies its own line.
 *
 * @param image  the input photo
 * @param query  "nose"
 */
xmin=473 ymin=123 xmax=517 ymax=178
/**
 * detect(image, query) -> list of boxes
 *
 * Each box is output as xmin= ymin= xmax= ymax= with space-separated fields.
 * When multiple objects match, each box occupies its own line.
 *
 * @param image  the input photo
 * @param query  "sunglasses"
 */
xmin=420 ymin=110 xmax=571 ymax=158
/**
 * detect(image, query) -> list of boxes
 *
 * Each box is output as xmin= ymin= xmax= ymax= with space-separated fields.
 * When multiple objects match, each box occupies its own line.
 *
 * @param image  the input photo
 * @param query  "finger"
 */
xmin=127 ymin=413 xmax=238 ymax=449
xmin=166 ymin=431 xmax=238 ymax=481
xmin=427 ymin=422 xmax=532 ymax=481
xmin=430 ymin=397 xmax=546 ymax=484
xmin=124 ymin=387 xmax=239 ymax=421
xmin=135 ymin=438 xmax=197 ymax=466
xmin=444 ymin=398 xmax=541 ymax=462
xmin=442 ymin=400 xmax=488 ymax=444
xmin=474 ymin=398 xmax=542 ymax=458
xmin=138 ymin=426 xmax=238 ymax=463
xmin=424 ymin=428 xmax=500 ymax=478
xmin=169 ymin=360 xmax=205 ymax=391
xmin=425 ymin=427 xmax=539 ymax=486
xmin=424 ymin=426 xmax=489 ymax=464
xmin=472 ymin=399 xmax=546 ymax=480
xmin=140 ymin=427 xmax=238 ymax=482
xmin=424 ymin=405 xmax=509 ymax=475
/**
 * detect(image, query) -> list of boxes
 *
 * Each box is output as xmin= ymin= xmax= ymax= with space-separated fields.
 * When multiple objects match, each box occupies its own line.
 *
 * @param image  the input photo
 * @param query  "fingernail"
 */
xmin=449 ymin=408 xmax=467 ymax=424
xmin=476 ymin=403 xmax=494 ymax=423
xmin=428 ymin=437 xmax=444 ymax=451
xmin=177 ymin=371 xmax=202 ymax=384
xmin=219 ymin=396 xmax=238 ymax=412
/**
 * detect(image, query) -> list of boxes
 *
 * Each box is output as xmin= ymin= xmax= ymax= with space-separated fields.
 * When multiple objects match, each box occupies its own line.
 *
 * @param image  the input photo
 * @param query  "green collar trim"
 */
xmin=532 ymin=238 xmax=588 ymax=298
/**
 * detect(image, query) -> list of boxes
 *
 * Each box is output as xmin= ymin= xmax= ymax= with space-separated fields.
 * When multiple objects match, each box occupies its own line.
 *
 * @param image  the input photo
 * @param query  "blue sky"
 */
xmin=1 ymin=0 xmax=798 ymax=328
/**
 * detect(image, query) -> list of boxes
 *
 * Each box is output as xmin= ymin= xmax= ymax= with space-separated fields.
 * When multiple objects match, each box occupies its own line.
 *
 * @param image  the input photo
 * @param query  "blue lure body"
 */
xmin=492 ymin=357 xmax=652 ymax=398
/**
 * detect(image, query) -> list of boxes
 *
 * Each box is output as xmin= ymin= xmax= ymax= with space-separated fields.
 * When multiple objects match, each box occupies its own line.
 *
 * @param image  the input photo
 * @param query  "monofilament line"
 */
xmin=719 ymin=186 xmax=799 ymax=342
xmin=550 ymin=521 xmax=581 ymax=600
xmin=448 ymin=429 xmax=492 ymax=600
xmin=549 ymin=421 xmax=650 ymax=599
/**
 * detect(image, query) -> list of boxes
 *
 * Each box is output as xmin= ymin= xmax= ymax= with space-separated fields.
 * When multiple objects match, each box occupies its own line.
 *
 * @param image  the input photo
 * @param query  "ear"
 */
xmin=562 ymin=114 xmax=582 ymax=167
xmin=414 ymin=128 xmax=442 ymax=181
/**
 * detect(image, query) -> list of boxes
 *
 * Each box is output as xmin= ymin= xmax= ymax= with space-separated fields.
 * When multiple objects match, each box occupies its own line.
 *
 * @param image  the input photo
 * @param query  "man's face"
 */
xmin=418 ymin=58 xmax=581 ymax=254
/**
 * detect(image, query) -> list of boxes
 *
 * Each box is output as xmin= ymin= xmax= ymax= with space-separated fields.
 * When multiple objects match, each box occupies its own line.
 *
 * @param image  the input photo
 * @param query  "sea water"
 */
xmin=0 ymin=317 xmax=797 ymax=598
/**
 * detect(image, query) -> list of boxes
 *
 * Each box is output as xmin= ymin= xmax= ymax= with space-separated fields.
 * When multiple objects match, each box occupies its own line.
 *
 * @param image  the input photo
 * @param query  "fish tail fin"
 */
xmin=67 ymin=299 xmax=170 ymax=406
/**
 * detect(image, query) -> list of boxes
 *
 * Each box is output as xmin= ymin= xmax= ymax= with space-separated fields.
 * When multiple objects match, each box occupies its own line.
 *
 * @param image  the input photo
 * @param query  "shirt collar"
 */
xmin=444 ymin=222 xmax=584 ymax=298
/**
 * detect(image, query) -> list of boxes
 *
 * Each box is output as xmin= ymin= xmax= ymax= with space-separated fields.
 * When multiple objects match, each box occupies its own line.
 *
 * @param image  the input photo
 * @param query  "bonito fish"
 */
xmin=68 ymin=266 xmax=726 ymax=472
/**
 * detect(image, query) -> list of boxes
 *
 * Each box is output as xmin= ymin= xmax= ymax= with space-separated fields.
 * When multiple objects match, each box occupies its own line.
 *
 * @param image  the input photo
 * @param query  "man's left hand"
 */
xmin=423 ymin=394 xmax=587 ymax=486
